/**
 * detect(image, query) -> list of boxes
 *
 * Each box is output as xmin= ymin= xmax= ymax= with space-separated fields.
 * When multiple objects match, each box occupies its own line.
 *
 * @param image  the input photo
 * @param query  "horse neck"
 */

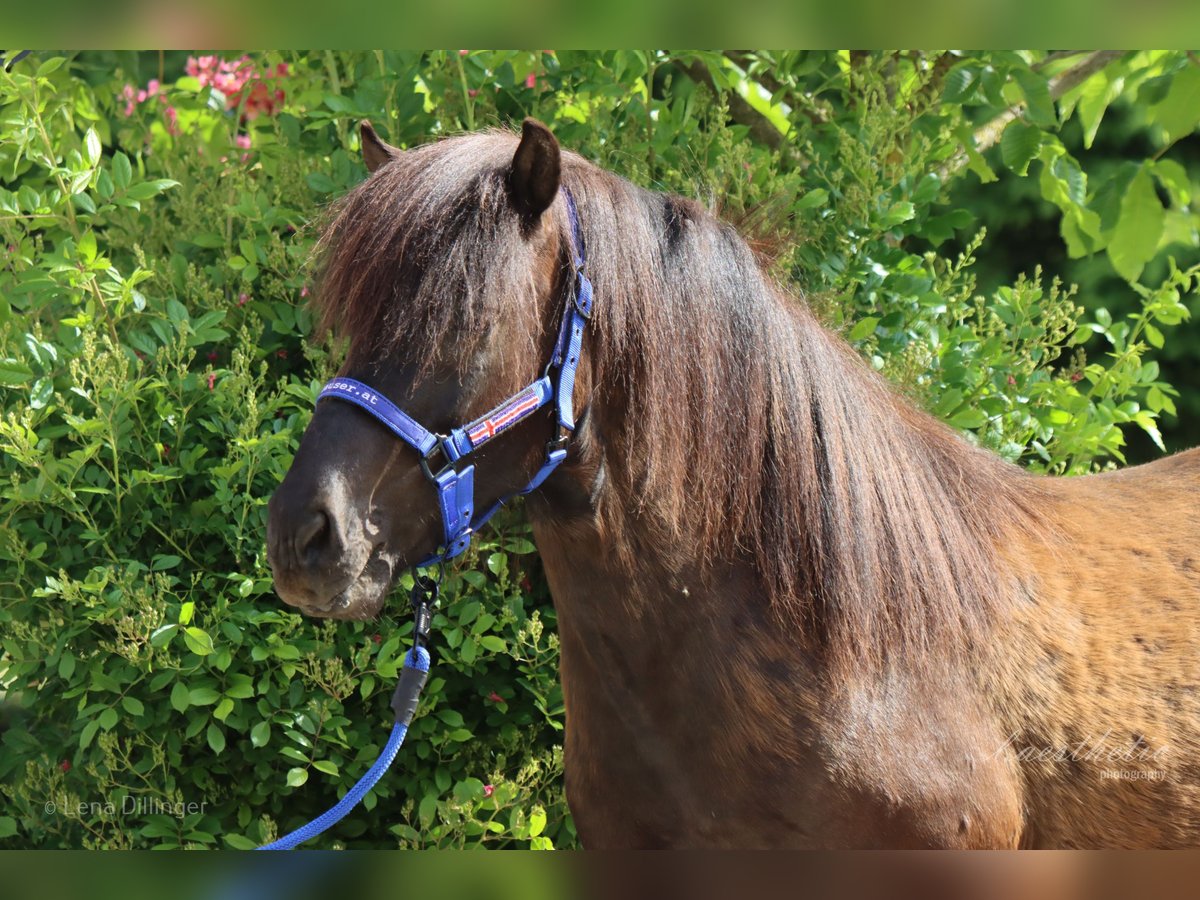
xmin=534 ymin=254 xmax=1040 ymax=673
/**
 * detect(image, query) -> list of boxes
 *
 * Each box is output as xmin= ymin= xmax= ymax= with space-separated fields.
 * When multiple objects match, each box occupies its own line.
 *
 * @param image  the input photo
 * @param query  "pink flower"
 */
xmin=185 ymin=53 xmax=287 ymax=120
xmin=60 ymin=759 xmax=71 ymax=772
xmin=525 ymin=72 xmax=537 ymax=89
xmin=459 ymin=49 xmax=469 ymax=56
xmin=207 ymin=350 xmax=218 ymax=361
xmin=276 ymin=349 xmax=287 ymax=359
xmin=483 ymin=784 xmax=494 ymax=798
xmin=207 ymin=372 xmax=216 ymax=391
xmin=487 ymin=691 xmax=503 ymax=703
xmin=1006 ymin=374 xmax=1017 ymax=386
xmin=235 ymin=134 xmax=251 ymax=149
xmin=300 ymin=285 xmax=309 ymax=298
xmin=163 ymin=106 xmax=180 ymax=136
xmin=468 ymin=89 xmax=478 ymax=98
xmin=237 ymin=292 xmax=249 ymax=307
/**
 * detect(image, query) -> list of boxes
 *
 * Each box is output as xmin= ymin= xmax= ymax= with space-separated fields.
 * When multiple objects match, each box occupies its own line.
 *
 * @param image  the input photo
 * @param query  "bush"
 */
xmin=1 ymin=51 xmax=1196 ymax=848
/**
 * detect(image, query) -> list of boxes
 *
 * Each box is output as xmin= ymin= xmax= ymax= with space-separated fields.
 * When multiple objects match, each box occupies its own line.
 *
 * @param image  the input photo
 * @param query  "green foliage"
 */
xmin=1 ymin=50 xmax=1196 ymax=848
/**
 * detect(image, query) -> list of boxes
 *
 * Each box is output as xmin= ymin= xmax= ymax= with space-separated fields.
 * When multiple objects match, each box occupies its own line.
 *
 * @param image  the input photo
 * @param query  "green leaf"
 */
xmin=84 ymin=128 xmax=102 ymax=167
xmin=250 ymin=720 xmax=271 ymax=748
xmin=949 ymin=408 xmax=988 ymax=430
xmin=121 ymin=696 xmax=145 ymax=717
xmin=213 ymin=697 xmax=235 ymax=721
xmin=479 ymin=636 xmax=507 ymax=653
xmin=152 ymin=554 xmax=182 ymax=571
xmin=306 ymin=172 xmax=336 ymax=193
xmin=942 ymin=65 xmax=977 ymax=103
xmin=206 ymin=723 xmax=226 ymax=754
xmin=528 ymin=806 xmax=547 ymax=837
xmin=0 ymin=816 xmax=17 ymax=839
xmin=1076 ymin=70 xmax=1117 ymax=149
xmin=79 ymin=719 xmax=100 ymax=750
xmin=1107 ymin=166 xmax=1165 ymax=283
xmin=99 ymin=707 xmax=118 ymax=730
xmin=418 ymin=794 xmax=438 ymax=827
xmin=454 ymin=778 xmax=484 ymax=801
xmin=36 ymin=57 xmax=66 ymax=78
xmin=223 ymin=834 xmax=258 ymax=850
xmin=313 ymin=760 xmax=340 ymax=776
xmin=112 ymin=152 xmax=133 ymax=190
xmin=58 ymin=651 xmax=76 ymax=680
xmin=1151 ymin=66 xmax=1200 ymax=144
xmin=188 ymin=686 xmax=220 ymax=706
xmin=880 ymin=201 xmax=915 ymax=228
xmin=0 ymin=358 xmax=33 ymax=386
xmin=183 ymin=627 xmax=214 ymax=656
xmin=1014 ymin=69 xmax=1056 ymax=128
xmin=170 ymin=681 xmax=190 ymax=712
xmin=286 ymin=768 xmax=309 ymax=788
xmin=1000 ymin=121 xmax=1041 ymax=176
xmin=72 ymin=192 xmax=96 ymax=215
xmin=1152 ymin=159 xmax=1192 ymax=207
xmin=76 ymin=231 xmax=97 ymax=264
xmin=126 ymin=179 xmax=180 ymax=201
xmin=848 ymin=316 xmax=879 ymax=341
xmin=795 ymin=188 xmax=828 ymax=210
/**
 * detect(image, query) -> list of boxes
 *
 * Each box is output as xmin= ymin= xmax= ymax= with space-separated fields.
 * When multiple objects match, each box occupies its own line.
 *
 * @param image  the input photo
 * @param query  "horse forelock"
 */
xmin=311 ymin=130 xmax=1051 ymax=673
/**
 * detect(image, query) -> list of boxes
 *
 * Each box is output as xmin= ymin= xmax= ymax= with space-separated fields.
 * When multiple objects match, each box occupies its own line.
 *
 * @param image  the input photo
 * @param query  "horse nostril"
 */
xmin=296 ymin=510 xmax=330 ymax=560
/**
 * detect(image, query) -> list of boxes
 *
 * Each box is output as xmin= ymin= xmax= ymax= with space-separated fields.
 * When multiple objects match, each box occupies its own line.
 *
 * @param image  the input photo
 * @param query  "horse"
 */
xmin=266 ymin=117 xmax=1200 ymax=849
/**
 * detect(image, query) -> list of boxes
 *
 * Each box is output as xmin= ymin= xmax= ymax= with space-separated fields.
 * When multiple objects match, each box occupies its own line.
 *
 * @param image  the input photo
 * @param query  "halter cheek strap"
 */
xmin=316 ymin=187 xmax=593 ymax=567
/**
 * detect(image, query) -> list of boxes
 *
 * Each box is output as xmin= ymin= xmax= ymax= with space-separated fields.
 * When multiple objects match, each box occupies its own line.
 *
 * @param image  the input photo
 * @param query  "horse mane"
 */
xmin=312 ymin=130 xmax=1052 ymax=672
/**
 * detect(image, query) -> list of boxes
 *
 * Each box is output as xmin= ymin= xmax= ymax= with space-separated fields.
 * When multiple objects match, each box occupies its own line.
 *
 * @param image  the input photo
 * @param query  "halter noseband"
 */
xmin=315 ymin=188 xmax=593 ymax=568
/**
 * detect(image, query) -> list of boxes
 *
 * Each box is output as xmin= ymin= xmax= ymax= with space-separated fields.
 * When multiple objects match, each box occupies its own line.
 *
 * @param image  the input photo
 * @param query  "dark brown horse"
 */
xmin=267 ymin=118 xmax=1200 ymax=848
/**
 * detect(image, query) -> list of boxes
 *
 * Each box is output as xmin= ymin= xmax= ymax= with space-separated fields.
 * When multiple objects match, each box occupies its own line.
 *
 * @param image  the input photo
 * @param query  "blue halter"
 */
xmin=315 ymin=187 xmax=593 ymax=567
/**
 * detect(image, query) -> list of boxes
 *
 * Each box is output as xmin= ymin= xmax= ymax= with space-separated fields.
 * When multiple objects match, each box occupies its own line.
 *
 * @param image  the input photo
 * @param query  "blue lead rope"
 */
xmin=256 ymin=646 xmax=430 ymax=850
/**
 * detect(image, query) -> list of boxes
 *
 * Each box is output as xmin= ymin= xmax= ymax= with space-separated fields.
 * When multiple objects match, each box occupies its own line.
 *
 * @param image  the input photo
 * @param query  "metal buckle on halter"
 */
xmin=419 ymin=439 xmax=454 ymax=484
xmin=546 ymin=424 xmax=572 ymax=455
xmin=572 ymin=267 xmax=592 ymax=319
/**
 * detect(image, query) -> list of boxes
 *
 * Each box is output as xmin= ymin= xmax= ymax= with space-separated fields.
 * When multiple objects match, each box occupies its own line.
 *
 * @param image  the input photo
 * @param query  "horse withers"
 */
xmin=267 ymin=118 xmax=1200 ymax=848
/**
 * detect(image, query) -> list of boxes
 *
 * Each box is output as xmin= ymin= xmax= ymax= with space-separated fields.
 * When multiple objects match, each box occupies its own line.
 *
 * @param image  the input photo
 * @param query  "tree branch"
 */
xmin=674 ymin=58 xmax=787 ymax=151
xmin=943 ymin=50 xmax=1125 ymax=180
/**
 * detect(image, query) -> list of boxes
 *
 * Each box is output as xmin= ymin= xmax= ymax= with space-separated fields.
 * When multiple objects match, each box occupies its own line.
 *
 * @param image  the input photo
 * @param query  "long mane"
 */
xmin=313 ymin=130 xmax=1051 ymax=672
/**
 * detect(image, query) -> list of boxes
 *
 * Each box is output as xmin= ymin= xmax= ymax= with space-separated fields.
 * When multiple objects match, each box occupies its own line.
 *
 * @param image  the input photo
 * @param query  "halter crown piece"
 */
xmin=315 ymin=187 xmax=593 ymax=567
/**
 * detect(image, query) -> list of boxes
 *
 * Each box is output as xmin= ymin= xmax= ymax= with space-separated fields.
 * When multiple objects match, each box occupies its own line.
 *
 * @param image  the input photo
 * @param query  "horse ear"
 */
xmin=508 ymin=118 xmax=560 ymax=219
xmin=360 ymin=121 xmax=399 ymax=173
